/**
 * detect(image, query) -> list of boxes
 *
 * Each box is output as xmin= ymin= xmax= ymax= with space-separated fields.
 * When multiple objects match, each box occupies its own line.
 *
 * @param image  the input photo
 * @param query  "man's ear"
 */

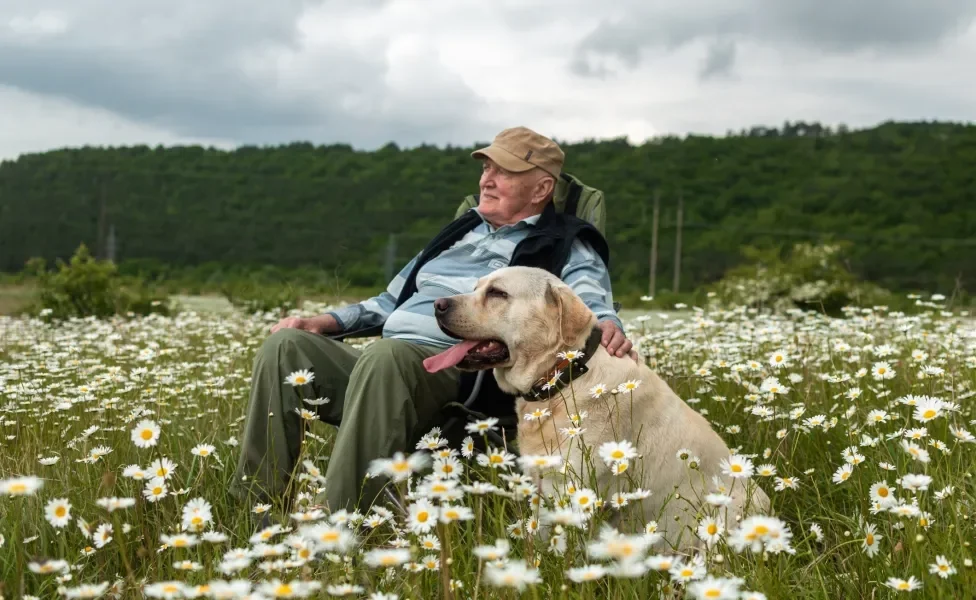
xmin=532 ymin=175 xmax=556 ymax=205
xmin=545 ymin=281 xmax=593 ymax=348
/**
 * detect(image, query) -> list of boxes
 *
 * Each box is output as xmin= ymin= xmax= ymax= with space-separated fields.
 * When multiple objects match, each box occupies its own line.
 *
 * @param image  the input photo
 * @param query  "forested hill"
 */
xmin=1 ymin=120 xmax=974 ymax=298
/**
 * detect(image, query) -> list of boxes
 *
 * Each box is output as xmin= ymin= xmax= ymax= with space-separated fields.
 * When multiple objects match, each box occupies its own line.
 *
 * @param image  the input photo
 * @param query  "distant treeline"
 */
xmin=1 ymin=120 xmax=973 ymax=301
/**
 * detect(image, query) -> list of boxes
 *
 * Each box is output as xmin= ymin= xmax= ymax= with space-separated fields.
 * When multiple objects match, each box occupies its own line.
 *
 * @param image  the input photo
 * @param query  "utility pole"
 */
xmin=96 ymin=177 xmax=108 ymax=259
xmin=649 ymin=189 xmax=660 ymax=296
xmin=673 ymin=191 xmax=683 ymax=293
xmin=106 ymin=224 xmax=117 ymax=263
xmin=384 ymin=233 xmax=398 ymax=283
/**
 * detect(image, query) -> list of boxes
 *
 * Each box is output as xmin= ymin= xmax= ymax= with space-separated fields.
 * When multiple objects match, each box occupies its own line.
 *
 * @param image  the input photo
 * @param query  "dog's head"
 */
xmin=422 ymin=266 xmax=597 ymax=394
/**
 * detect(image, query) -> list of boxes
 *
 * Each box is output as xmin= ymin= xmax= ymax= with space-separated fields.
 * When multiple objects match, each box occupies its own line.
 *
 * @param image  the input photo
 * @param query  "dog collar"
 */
xmin=524 ymin=326 xmax=604 ymax=402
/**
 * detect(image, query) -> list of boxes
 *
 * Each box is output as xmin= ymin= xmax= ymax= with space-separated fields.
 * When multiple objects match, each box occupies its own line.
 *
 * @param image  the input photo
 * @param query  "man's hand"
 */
xmin=598 ymin=320 xmax=639 ymax=362
xmin=270 ymin=317 xmax=313 ymax=334
xmin=269 ymin=314 xmax=340 ymax=335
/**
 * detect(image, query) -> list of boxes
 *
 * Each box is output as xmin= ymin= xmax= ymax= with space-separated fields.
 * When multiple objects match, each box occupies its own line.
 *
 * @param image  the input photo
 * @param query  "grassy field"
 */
xmin=1 ymin=296 xmax=975 ymax=599
xmin=0 ymin=283 xmax=34 ymax=316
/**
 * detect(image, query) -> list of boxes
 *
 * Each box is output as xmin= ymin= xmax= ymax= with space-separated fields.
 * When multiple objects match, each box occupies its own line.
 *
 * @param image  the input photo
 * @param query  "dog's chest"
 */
xmin=515 ymin=412 xmax=568 ymax=457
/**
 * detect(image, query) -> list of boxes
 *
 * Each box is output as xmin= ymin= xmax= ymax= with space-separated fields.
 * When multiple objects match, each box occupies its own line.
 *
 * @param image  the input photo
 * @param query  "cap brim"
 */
xmin=471 ymin=145 xmax=536 ymax=173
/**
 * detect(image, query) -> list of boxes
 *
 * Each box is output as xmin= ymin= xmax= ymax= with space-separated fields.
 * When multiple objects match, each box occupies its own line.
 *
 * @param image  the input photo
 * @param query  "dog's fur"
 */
xmin=434 ymin=266 xmax=770 ymax=551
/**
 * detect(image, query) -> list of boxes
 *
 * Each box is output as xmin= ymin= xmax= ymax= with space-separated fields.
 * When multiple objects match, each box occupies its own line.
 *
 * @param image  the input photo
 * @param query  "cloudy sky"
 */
xmin=1 ymin=0 xmax=975 ymax=161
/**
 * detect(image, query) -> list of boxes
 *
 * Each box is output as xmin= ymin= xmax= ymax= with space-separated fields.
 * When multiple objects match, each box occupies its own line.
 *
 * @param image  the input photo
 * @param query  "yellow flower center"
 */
xmin=321 ymin=532 xmax=338 ymax=542
xmin=866 ymin=534 xmax=874 ymax=545
xmin=922 ymin=409 xmax=936 ymax=419
xmin=489 ymin=455 xmax=503 ymax=464
xmin=199 ymin=449 xmax=209 ymax=456
xmin=294 ymin=377 xmax=306 ymax=384
xmin=275 ymin=584 xmax=293 ymax=596
xmin=731 ymin=464 xmax=742 ymax=473
xmin=417 ymin=512 xmax=429 ymax=523
xmin=878 ymin=488 xmax=889 ymax=497
xmin=705 ymin=590 xmax=721 ymax=599
xmin=152 ymin=487 xmax=163 ymax=495
xmin=578 ymin=497 xmax=590 ymax=506
xmin=55 ymin=506 xmax=67 ymax=517
xmin=754 ymin=525 xmax=769 ymax=536
xmin=897 ymin=582 xmax=909 ymax=590
xmin=707 ymin=523 xmax=718 ymax=535
xmin=611 ymin=450 xmax=625 ymax=459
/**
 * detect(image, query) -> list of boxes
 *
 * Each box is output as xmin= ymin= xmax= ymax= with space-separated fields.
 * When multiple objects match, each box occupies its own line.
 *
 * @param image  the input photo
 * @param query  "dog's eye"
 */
xmin=486 ymin=287 xmax=508 ymax=299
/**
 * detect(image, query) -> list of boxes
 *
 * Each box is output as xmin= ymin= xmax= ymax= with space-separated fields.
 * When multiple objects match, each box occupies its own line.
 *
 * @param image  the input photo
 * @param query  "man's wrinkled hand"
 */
xmin=598 ymin=320 xmax=638 ymax=362
xmin=270 ymin=317 xmax=314 ymax=334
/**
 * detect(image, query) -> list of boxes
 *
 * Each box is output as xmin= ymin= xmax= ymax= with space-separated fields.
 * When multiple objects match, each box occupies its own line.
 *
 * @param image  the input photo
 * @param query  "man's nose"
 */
xmin=434 ymin=297 xmax=451 ymax=315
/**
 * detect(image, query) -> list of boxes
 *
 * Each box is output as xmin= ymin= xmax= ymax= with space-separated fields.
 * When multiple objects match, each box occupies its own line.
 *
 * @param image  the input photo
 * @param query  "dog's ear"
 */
xmin=545 ymin=281 xmax=593 ymax=348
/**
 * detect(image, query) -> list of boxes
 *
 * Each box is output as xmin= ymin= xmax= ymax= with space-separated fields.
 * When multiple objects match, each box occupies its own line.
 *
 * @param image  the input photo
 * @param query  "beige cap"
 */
xmin=471 ymin=126 xmax=564 ymax=179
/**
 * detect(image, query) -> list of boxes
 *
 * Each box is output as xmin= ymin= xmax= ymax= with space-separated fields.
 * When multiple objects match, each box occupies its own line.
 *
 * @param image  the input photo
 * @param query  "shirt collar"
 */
xmin=472 ymin=207 xmax=543 ymax=233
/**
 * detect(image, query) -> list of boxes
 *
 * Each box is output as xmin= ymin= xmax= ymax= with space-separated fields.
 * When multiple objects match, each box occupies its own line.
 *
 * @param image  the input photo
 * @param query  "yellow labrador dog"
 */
xmin=424 ymin=266 xmax=769 ymax=551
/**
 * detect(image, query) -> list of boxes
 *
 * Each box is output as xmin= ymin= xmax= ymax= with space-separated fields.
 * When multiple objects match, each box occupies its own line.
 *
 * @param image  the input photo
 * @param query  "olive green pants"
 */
xmin=231 ymin=328 xmax=460 ymax=512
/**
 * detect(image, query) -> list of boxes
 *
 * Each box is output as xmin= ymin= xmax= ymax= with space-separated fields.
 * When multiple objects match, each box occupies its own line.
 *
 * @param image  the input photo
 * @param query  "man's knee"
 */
xmin=254 ymin=328 xmax=327 ymax=369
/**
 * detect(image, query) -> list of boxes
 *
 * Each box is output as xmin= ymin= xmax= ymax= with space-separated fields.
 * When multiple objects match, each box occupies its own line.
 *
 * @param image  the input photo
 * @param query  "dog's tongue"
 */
xmin=424 ymin=340 xmax=481 ymax=373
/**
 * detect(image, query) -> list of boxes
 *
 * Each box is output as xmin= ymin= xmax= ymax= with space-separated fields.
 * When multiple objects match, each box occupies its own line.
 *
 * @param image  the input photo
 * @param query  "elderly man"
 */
xmin=232 ymin=126 xmax=634 ymax=512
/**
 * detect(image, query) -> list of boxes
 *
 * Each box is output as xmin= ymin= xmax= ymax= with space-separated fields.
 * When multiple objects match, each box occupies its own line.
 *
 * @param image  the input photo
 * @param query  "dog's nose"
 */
xmin=434 ymin=297 xmax=450 ymax=315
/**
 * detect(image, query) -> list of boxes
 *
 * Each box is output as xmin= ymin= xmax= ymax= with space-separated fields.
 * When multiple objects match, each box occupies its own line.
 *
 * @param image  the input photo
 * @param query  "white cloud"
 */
xmin=0 ymin=85 xmax=233 ymax=161
xmin=0 ymin=0 xmax=974 ymax=161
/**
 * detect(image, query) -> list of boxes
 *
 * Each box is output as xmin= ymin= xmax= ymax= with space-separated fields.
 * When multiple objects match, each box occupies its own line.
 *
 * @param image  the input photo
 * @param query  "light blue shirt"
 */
xmin=328 ymin=207 xmax=623 ymax=348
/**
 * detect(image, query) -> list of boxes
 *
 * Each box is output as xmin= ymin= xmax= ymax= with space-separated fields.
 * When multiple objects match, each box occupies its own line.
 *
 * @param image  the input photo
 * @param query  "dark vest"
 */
xmin=394 ymin=200 xmax=609 ymax=307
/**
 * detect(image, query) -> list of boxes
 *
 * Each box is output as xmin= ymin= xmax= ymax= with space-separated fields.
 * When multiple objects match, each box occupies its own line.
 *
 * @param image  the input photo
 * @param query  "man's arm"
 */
xmin=561 ymin=238 xmax=636 ymax=359
xmin=560 ymin=239 xmax=624 ymax=332
xmin=321 ymin=252 xmax=422 ymax=333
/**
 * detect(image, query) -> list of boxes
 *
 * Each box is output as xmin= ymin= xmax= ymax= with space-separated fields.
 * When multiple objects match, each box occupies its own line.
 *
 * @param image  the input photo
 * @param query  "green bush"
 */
xmin=25 ymin=244 xmax=173 ymax=321
xmin=707 ymin=241 xmax=897 ymax=315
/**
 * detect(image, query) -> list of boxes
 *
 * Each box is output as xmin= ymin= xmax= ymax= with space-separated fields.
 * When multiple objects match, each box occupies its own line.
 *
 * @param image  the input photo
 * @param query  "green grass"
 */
xmin=0 ymin=283 xmax=35 ymax=316
xmin=1 ymin=298 xmax=974 ymax=599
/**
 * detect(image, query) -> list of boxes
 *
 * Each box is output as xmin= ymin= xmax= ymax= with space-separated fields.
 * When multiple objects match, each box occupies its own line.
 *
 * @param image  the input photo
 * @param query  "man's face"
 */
xmin=477 ymin=159 xmax=551 ymax=227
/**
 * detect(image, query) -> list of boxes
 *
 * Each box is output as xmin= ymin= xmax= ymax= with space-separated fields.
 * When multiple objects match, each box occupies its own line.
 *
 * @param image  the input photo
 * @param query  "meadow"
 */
xmin=1 ymin=293 xmax=974 ymax=599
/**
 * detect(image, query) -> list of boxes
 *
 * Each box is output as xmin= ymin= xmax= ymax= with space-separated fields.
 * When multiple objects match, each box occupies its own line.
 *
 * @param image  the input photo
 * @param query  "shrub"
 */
xmin=707 ymin=242 xmax=896 ymax=315
xmin=25 ymin=244 xmax=173 ymax=321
